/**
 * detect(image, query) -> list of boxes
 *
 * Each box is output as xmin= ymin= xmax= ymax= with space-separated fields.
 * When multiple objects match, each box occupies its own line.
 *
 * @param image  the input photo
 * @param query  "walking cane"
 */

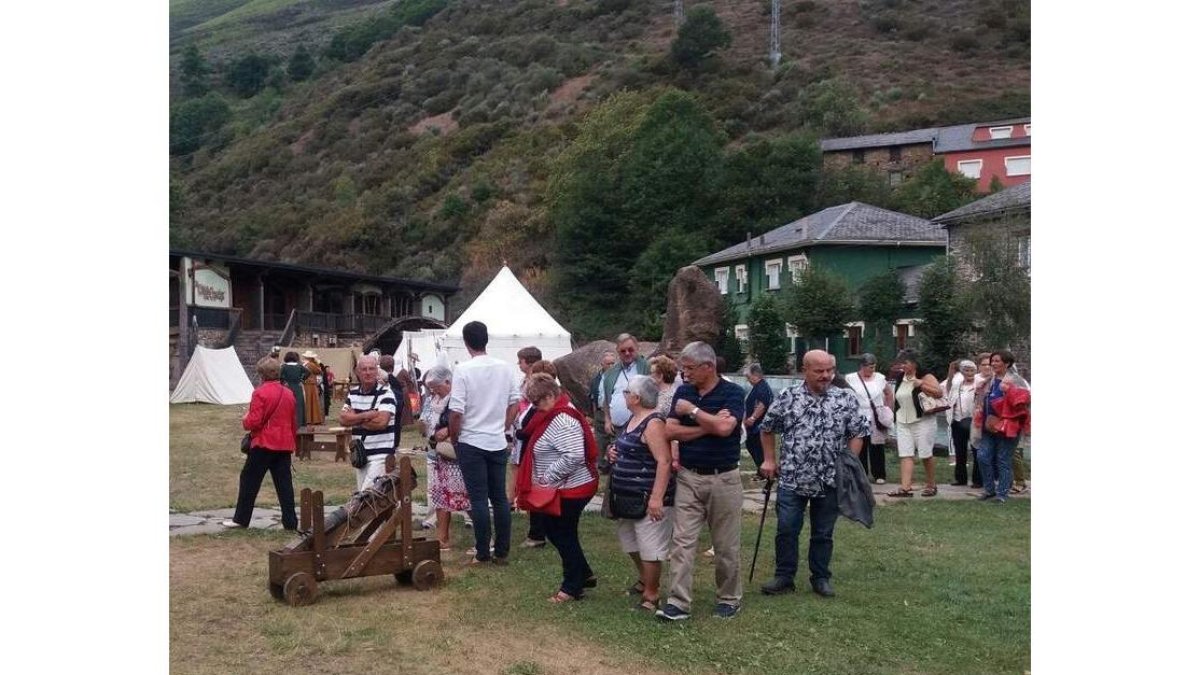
xmin=748 ymin=478 xmax=774 ymax=584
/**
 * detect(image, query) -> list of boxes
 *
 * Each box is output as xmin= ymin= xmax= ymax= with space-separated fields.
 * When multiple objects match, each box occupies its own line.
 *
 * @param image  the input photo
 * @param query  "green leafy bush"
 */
xmin=225 ymin=53 xmax=271 ymax=98
xmin=670 ymin=5 xmax=732 ymax=71
xmin=170 ymin=93 xmax=232 ymax=155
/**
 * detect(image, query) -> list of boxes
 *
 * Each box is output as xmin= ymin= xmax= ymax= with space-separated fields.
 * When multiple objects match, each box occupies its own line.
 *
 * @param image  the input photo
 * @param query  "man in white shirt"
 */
xmin=449 ymin=321 xmax=523 ymax=565
xmin=601 ymin=334 xmax=649 ymax=465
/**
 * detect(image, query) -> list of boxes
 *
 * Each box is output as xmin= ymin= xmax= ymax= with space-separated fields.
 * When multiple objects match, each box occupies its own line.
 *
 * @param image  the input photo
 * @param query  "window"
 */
xmin=1023 ymin=123 xmax=1031 ymax=136
xmin=989 ymin=126 xmax=1013 ymax=139
xmin=894 ymin=323 xmax=910 ymax=350
xmin=354 ymin=292 xmax=381 ymax=315
xmin=1018 ymin=236 xmax=1031 ymax=270
xmin=1005 ymin=155 xmax=1031 ymax=176
xmin=852 ymin=149 xmax=865 ymax=164
xmin=765 ymin=259 xmax=782 ymax=290
xmin=888 ymin=170 xmax=903 ymax=187
xmin=785 ymin=323 xmax=799 ymax=338
xmin=735 ymin=264 xmax=748 ymax=293
xmin=889 ymin=146 xmax=902 ymax=162
xmin=845 ymin=322 xmax=864 ymax=356
xmin=735 ymin=324 xmax=750 ymax=342
xmin=714 ymin=267 xmax=730 ymax=295
xmin=957 ymin=159 xmax=983 ymax=179
xmin=787 ymin=254 xmax=809 ymax=282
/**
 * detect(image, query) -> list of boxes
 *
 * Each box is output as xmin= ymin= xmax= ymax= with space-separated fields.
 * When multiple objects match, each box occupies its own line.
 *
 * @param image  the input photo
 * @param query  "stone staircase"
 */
xmin=232 ymin=330 xmax=284 ymax=380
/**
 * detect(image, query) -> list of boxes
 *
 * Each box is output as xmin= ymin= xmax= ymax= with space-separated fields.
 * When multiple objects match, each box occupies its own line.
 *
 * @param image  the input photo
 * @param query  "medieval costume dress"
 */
xmin=280 ymin=360 xmax=307 ymax=428
xmin=302 ymin=358 xmax=326 ymax=426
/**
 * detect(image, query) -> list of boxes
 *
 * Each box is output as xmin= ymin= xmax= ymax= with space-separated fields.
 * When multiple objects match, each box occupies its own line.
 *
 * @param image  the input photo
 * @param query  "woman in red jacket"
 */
xmin=223 ymin=357 xmax=299 ymax=530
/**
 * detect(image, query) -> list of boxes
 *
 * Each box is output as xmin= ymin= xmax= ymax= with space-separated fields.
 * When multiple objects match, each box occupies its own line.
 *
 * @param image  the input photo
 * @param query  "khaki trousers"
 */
xmin=665 ymin=467 xmax=744 ymax=612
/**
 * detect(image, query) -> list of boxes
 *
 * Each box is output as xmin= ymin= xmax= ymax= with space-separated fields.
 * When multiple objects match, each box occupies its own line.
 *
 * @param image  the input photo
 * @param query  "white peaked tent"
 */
xmin=441 ymin=266 xmax=573 ymax=370
xmin=393 ymin=329 xmax=447 ymax=375
xmin=170 ymin=346 xmax=255 ymax=404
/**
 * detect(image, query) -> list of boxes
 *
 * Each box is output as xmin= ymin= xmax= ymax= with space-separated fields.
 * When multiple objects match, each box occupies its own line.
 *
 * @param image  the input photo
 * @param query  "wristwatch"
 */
xmin=688 ymin=405 xmax=699 ymax=420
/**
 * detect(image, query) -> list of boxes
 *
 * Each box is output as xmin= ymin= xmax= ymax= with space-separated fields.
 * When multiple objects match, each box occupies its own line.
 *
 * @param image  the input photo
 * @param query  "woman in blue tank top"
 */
xmin=607 ymin=375 xmax=675 ymax=612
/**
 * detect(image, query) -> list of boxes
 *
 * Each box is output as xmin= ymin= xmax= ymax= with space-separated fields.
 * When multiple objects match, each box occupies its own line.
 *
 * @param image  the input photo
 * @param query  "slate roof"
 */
xmin=820 ymin=127 xmax=939 ymax=152
xmin=933 ymin=117 xmax=1031 ymax=153
xmin=932 ymin=181 xmax=1031 ymax=225
xmin=169 ymin=249 xmax=459 ymax=292
xmin=693 ymin=202 xmax=945 ymax=267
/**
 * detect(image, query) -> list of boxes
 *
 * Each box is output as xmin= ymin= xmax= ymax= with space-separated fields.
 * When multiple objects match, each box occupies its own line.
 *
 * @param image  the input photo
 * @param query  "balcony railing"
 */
xmin=297 ymin=311 xmax=392 ymax=335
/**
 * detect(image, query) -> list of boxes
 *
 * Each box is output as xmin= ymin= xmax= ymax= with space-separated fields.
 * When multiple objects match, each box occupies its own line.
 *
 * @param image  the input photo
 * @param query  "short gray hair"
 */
xmin=680 ymin=341 xmax=716 ymax=366
xmin=424 ymin=365 xmax=452 ymax=386
xmin=959 ymin=359 xmax=977 ymax=371
xmin=626 ymin=375 xmax=659 ymax=409
xmin=859 ymin=353 xmax=878 ymax=366
xmin=357 ymin=354 xmax=379 ymax=368
xmin=744 ymin=362 xmax=763 ymax=377
xmin=615 ymin=333 xmax=637 ymax=345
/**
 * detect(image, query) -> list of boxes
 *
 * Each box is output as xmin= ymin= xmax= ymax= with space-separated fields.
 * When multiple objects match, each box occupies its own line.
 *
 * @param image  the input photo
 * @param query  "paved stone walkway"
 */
xmin=170 ymin=469 xmax=1029 ymax=536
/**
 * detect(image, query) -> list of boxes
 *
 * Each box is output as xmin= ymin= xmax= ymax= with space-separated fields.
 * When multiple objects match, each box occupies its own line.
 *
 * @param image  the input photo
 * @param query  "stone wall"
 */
xmin=822 ymin=143 xmax=935 ymax=184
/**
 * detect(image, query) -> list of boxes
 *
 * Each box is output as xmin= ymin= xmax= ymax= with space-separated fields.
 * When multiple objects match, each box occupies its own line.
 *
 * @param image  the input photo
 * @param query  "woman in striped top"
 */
xmin=517 ymin=373 xmax=600 ymax=602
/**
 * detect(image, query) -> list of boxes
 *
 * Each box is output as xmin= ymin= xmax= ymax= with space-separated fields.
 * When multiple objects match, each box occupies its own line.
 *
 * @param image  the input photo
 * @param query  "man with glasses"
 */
xmin=656 ymin=341 xmax=746 ymax=621
xmin=601 ymin=334 xmax=649 ymax=470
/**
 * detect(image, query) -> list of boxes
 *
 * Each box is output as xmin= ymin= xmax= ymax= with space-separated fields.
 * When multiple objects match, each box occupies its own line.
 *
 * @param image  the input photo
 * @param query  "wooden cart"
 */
xmin=267 ymin=456 xmax=443 ymax=606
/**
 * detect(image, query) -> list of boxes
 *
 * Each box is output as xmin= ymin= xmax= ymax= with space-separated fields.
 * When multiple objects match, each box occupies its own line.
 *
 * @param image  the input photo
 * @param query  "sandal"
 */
xmin=549 ymin=590 xmax=579 ymax=603
xmin=921 ymin=486 xmax=938 ymax=497
xmin=886 ymin=488 xmax=914 ymax=498
xmin=636 ymin=598 xmax=659 ymax=612
xmin=626 ymin=581 xmax=646 ymax=596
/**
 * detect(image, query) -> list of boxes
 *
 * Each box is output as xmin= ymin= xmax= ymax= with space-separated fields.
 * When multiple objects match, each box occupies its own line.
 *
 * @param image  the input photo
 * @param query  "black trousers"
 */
xmin=527 ymin=511 xmax=548 ymax=542
xmin=859 ymin=441 xmax=887 ymax=481
xmin=950 ymin=418 xmax=973 ymax=485
xmin=234 ymin=448 xmax=298 ymax=529
xmin=544 ymin=496 xmax=594 ymax=598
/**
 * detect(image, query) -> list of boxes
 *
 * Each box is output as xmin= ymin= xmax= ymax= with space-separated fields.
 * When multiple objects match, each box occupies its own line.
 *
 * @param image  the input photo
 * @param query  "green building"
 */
xmin=693 ymin=202 xmax=946 ymax=372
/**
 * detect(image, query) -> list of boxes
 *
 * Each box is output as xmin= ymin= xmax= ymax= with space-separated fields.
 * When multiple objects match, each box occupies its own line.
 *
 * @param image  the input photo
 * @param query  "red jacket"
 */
xmin=243 ymin=381 xmax=297 ymax=452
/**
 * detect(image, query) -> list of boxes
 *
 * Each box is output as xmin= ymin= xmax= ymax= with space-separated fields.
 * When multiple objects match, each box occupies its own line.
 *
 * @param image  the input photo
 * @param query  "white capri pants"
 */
xmin=896 ymin=417 xmax=936 ymax=459
xmin=616 ymin=507 xmax=675 ymax=562
xmin=355 ymin=454 xmax=392 ymax=490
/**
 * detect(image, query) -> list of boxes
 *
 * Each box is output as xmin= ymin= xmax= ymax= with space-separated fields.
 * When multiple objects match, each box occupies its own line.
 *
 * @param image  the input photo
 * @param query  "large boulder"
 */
xmin=553 ymin=340 xmax=616 ymax=411
xmin=657 ymin=265 xmax=722 ymax=356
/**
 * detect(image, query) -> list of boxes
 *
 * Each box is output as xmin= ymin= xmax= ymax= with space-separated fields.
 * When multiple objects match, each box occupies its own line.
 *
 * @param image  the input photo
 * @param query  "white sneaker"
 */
xmin=703 ymin=546 xmax=715 ymax=558
xmin=220 ymin=519 xmax=244 ymax=528
xmin=874 ymin=478 xmax=886 ymax=485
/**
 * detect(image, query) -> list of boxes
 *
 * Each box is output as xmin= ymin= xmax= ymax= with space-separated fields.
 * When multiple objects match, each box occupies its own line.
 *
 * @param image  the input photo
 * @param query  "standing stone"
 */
xmin=553 ymin=340 xmax=616 ymax=411
xmin=657 ymin=265 xmax=722 ymax=355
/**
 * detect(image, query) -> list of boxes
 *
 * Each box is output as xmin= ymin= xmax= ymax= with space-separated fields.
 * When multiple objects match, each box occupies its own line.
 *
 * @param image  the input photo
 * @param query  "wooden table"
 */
xmin=296 ymin=426 xmax=352 ymax=462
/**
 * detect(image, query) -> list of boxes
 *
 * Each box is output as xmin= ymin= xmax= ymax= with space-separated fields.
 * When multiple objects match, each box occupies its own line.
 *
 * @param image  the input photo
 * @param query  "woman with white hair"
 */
xmin=943 ymin=359 xmax=980 ymax=486
xmin=421 ymin=365 xmax=471 ymax=551
xmin=606 ymin=374 xmax=674 ymax=612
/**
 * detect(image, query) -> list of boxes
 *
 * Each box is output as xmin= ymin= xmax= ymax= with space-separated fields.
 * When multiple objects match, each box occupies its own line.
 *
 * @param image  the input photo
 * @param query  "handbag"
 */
xmin=348 ymin=391 xmax=381 ymax=469
xmin=609 ymin=489 xmax=649 ymax=520
xmin=985 ymin=414 xmax=1004 ymax=434
xmin=917 ymin=387 xmax=952 ymax=415
xmin=241 ymin=386 xmax=285 ymax=454
xmin=524 ymin=484 xmax=562 ymax=517
xmin=434 ymin=440 xmax=457 ymax=461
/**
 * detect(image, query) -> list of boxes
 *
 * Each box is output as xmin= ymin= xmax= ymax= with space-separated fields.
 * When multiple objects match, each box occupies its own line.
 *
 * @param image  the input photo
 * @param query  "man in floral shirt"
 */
xmin=759 ymin=349 xmax=870 ymax=598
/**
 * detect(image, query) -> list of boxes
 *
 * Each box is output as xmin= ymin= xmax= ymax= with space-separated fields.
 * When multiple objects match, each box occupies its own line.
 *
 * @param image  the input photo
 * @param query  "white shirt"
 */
xmin=449 ymin=354 xmax=522 ymax=451
xmin=605 ymin=361 xmax=639 ymax=427
xmin=945 ymin=374 xmax=978 ymax=423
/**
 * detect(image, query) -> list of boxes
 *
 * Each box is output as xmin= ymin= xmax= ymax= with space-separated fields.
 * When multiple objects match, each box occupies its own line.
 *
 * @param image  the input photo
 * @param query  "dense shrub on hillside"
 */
xmin=671 ymin=5 xmax=732 ymax=71
xmin=327 ymin=0 xmax=448 ymax=62
xmin=226 ymin=53 xmax=271 ymax=98
xmin=170 ymin=93 xmax=232 ymax=155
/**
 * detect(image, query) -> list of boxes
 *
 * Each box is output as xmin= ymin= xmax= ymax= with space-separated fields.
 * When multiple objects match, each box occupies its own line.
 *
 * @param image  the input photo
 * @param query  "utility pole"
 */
xmin=674 ymin=0 xmax=684 ymax=27
xmin=769 ymin=0 xmax=782 ymax=68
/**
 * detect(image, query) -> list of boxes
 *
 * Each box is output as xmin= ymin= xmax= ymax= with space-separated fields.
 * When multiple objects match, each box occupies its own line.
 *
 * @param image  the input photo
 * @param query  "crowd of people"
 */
xmin=224 ymin=320 xmax=1030 ymax=619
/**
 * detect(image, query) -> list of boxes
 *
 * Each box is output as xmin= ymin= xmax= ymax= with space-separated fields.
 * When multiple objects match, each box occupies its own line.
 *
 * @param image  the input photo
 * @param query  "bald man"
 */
xmin=759 ymin=350 xmax=870 ymax=599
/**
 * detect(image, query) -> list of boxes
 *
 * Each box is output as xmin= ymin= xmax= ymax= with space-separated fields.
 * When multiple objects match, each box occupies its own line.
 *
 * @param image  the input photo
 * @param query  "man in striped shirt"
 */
xmin=340 ymin=354 xmax=398 ymax=490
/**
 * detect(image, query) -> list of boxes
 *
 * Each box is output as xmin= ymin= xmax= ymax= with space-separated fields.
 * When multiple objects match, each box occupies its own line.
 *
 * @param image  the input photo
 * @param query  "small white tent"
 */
xmin=169 ymin=346 xmax=255 ymax=404
xmin=393 ymin=329 xmax=447 ymax=375
xmin=441 ymin=266 xmax=573 ymax=370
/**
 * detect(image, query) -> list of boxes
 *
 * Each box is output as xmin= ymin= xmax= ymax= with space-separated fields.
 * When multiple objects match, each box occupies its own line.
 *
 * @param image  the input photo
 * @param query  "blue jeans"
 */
xmin=773 ymin=486 xmax=839 ymax=584
xmin=457 ymin=442 xmax=512 ymax=561
xmin=976 ymin=431 xmax=1017 ymax=498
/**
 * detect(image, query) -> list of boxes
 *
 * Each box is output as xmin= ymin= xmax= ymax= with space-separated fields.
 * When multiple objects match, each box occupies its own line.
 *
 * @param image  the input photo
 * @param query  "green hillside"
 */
xmin=168 ymin=0 xmax=1030 ymax=339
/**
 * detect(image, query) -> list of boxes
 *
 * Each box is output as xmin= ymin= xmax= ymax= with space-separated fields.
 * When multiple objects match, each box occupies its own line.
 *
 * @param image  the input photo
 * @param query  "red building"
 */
xmin=934 ymin=117 xmax=1031 ymax=191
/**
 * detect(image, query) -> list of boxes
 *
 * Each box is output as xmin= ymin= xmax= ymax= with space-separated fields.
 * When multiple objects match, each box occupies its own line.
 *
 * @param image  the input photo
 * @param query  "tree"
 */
xmin=747 ymin=294 xmax=788 ymax=373
xmin=813 ymin=163 xmax=894 ymax=211
xmin=915 ymin=258 xmax=972 ymax=378
xmin=893 ymin=159 xmax=979 ymax=219
xmin=180 ymin=43 xmax=209 ymax=98
xmin=960 ymin=230 xmax=1030 ymax=351
xmin=797 ymin=78 xmax=868 ymax=137
xmin=715 ymin=296 xmax=745 ymax=371
xmin=670 ymin=5 xmax=732 ymax=70
xmin=721 ymin=134 xmax=822 ymax=233
xmin=226 ymin=53 xmax=271 ymax=98
xmin=857 ymin=269 xmax=905 ymax=354
xmin=169 ymin=93 xmax=232 ymax=155
xmin=288 ymin=45 xmax=315 ymax=82
xmin=782 ymin=265 xmax=855 ymax=347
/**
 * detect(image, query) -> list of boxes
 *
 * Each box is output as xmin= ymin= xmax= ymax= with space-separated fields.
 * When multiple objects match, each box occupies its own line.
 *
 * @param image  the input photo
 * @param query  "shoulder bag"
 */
xmin=241 ymin=386 xmax=285 ymax=454
xmin=851 ymin=374 xmax=890 ymax=432
xmin=349 ymin=391 xmax=381 ymax=469
xmin=916 ymin=384 xmax=952 ymax=415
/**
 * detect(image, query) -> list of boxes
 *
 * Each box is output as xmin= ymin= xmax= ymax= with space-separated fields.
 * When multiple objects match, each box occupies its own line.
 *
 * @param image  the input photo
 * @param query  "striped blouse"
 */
xmin=531 ymin=413 xmax=594 ymax=490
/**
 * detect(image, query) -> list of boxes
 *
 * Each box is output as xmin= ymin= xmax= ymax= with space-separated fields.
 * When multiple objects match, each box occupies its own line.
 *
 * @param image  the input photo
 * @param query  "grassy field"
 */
xmin=170 ymin=403 xmax=1030 ymax=674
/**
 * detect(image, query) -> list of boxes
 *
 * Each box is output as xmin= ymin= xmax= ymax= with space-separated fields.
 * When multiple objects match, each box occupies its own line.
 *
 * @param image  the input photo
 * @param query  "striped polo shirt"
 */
xmin=346 ymin=383 xmax=398 ymax=455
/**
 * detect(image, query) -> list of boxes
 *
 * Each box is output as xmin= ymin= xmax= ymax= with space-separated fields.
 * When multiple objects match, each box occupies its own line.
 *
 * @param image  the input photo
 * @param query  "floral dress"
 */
xmin=423 ymin=394 xmax=471 ymax=512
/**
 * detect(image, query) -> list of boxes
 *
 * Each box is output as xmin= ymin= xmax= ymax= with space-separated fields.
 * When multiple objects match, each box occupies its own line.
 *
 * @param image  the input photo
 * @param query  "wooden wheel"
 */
xmin=269 ymin=582 xmax=284 ymax=601
xmin=283 ymin=572 xmax=318 ymax=606
xmin=410 ymin=560 xmax=444 ymax=591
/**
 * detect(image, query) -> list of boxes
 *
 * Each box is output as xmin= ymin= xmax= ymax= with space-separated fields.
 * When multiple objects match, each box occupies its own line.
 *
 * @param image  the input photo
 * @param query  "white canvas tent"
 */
xmin=393 ymin=329 xmax=447 ymax=374
xmin=441 ymin=266 xmax=573 ymax=371
xmin=170 ymin=346 xmax=254 ymax=404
